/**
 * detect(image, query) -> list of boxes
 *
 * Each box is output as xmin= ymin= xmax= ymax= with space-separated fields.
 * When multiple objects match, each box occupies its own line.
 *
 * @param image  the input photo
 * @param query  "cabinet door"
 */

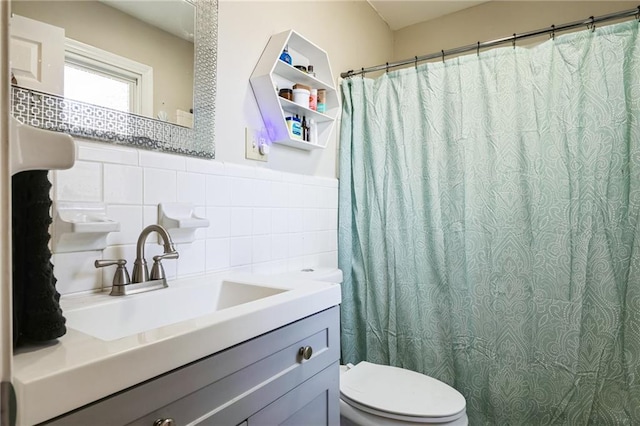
xmin=10 ymin=15 xmax=65 ymax=95
xmin=248 ymin=363 xmax=339 ymax=426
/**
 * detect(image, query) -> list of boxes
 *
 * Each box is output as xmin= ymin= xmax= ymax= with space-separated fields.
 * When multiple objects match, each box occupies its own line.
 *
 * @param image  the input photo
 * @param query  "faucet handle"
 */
xmin=95 ymin=259 xmax=131 ymax=286
xmin=153 ymin=251 xmax=179 ymax=262
xmin=150 ymin=251 xmax=179 ymax=280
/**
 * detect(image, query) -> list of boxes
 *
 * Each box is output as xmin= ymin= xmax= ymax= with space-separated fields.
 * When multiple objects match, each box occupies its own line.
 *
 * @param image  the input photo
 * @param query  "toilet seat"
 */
xmin=340 ymin=362 xmax=466 ymax=423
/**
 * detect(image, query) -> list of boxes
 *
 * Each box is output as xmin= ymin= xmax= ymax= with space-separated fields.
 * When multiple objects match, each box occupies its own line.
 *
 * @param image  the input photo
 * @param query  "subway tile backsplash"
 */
xmin=50 ymin=140 xmax=339 ymax=295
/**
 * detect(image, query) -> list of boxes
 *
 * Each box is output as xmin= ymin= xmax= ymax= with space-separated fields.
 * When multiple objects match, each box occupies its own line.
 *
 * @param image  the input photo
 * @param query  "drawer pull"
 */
xmin=154 ymin=419 xmax=175 ymax=426
xmin=298 ymin=345 xmax=313 ymax=361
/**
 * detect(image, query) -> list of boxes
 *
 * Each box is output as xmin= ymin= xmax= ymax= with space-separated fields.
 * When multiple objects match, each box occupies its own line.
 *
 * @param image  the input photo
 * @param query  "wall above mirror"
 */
xmin=9 ymin=0 xmax=217 ymax=158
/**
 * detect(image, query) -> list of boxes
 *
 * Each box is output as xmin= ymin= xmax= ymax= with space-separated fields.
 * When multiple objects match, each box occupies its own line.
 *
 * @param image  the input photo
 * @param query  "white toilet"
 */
xmin=274 ymin=268 xmax=468 ymax=425
xmin=339 ymin=362 xmax=467 ymax=425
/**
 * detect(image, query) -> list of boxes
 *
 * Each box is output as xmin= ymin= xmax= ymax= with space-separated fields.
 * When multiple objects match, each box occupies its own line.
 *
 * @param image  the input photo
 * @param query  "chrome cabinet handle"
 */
xmin=298 ymin=346 xmax=313 ymax=361
xmin=153 ymin=418 xmax=175 ymax=426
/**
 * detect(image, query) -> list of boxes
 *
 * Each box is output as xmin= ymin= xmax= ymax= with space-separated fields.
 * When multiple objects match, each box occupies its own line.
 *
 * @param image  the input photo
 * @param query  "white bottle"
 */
xmin=309 ymin=119 xmax=318 ymax=145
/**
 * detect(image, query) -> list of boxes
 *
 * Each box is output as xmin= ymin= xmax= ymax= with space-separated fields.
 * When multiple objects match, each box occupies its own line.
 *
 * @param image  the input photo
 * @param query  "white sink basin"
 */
xmin=15 ymin=271 xmax=341 ymax=425
xmin=63 ymin=279 xmax=287 ymax=341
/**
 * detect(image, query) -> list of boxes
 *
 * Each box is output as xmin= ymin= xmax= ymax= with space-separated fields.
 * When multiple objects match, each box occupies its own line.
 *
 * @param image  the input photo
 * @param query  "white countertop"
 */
xmin=13 ymin=271 xmax=342 ymax=425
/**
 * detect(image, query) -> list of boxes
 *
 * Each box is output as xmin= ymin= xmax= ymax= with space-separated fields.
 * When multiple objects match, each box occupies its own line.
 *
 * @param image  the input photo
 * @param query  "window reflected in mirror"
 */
xmin=64 ymin=63 xmax=135 ymax=114
xmin=63 ymin=39 xmax=153 ymax=116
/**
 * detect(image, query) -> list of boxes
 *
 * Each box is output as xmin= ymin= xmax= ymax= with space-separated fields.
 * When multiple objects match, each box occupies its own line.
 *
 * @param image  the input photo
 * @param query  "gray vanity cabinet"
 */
xmin=248 ymin=365 xmax=337 ymax=425
xmin=44 ymin=306 xmax=340 ymax=426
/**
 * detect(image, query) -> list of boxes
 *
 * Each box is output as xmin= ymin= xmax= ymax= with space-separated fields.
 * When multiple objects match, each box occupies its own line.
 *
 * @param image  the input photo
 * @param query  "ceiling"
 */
xmin=367 ymin=1 xmax=488 ymax=31
xmin=100 ymin=0 xmax=195 ymax=41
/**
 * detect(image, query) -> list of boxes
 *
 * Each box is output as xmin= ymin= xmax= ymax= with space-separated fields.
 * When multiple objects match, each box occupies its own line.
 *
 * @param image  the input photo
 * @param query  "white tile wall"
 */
xmin=230 ymin=208 xmax=253 ymax=237
xmin=51 ymin=250 xmax=102 ymax=294
xmin=104 ymin=164 xmax=143 ymax=204
xmin=252 ymin=208 xmax=272 ymax=235
xmin=206 ymin=175 xmax=231 ymax=206
xmin=51 ymin=140 xmax=339 ymax=295
xmin=54 ymin=161 xmax=103 ymax=202
xmin=206 ymin=207 xmax=230 ymax=238
xmin=177 ymin=172 xmax=206 ymax=205
xmin=106 ymin=205 xmax=143 ymax=245
xmin=144 ymin=168 xmax=177 ymax=205
xmin=229 ymin=237 xmax=252 ymax=267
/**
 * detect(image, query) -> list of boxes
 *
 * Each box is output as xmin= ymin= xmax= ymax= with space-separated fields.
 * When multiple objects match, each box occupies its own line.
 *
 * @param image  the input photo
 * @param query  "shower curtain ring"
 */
xmin=441 ymin=50 xmax=445 ymax=63
xmin=512 ymin=34 xmax=516 ymax=49
xmin=386 ymin=62 xmax=389 ymax=73
xmin=477 ymin=41 xmax=480 ymax=56
xmin=636 ymin=6 xmax=640 ymax=22
xmin=550 ymin=25 xmax=555 ymax=40
xmin=588 ymin=16 xmax=596 ymax=32
xmin=361 ymin=68 xmax=365 ymax=78
xmin=415 ymin=56 xmax=418 ymax=69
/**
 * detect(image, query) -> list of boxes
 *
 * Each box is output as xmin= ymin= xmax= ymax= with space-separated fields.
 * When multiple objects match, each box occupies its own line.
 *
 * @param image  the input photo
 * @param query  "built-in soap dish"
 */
xmin=52 ymin=202 xmax=120 ymax=253
xmin=158 ymin=202 xmax=209 ymax=244
xmin=10 ymin=116 xmax=76 ymax=176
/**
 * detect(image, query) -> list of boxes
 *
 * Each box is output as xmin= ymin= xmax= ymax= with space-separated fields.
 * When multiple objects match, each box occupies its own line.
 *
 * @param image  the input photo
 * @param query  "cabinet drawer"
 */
xmin=248 ymin=363 xmax=339 ymax=426
xmin=44 ymin=307 xmax=340 ymax=426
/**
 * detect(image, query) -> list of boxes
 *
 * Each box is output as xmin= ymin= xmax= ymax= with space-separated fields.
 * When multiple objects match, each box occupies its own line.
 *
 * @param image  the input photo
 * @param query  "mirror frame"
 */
xmin=10 ymin=0 xmax=217 ymax=159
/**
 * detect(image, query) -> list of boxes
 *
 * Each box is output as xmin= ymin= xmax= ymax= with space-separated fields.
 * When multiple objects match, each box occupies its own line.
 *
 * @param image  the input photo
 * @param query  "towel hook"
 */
xmin=441 ymin=49 xmax=445 ymax=63
xmin=550 ymin=24 xmax=555 ymax=40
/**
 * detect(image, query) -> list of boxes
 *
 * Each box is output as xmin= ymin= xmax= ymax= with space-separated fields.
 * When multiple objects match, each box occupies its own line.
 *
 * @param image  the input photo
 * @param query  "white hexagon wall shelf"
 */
xmin=250 ymin=30 xmax=338 ymax=150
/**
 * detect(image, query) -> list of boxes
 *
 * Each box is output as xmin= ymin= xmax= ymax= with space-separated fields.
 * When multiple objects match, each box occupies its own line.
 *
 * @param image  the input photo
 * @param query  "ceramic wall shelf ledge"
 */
xmin=10 ymin=116 xmax=75 ymax=176
xmin=52 ymin=202 xmax=120 ymax=253
xmin=158 ymin=202 xmax=209 ymax=244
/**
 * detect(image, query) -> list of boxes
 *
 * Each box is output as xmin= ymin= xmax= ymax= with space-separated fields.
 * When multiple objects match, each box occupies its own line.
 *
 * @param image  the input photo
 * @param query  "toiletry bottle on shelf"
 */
xmin=293 ymin=84 xmax=311 ymax=108
xmin=308 ymin=65 xmax=316 ymax=77
xmin=286 ymin=115 xmax=302 ymax=139
xmin=309 ymin=119 xmax=317 ymax=144
xmin=302 ymin=116 xmax=309 ymax=142
xmin=317 ymin=89 xmax=326 ymax=113
xmin=296 ymin=117 xmax=302 ymax=138
xmin=309 ymin=89 xmax=318 ymax=111
xmin=280 ymin=45 xmax=292 ymax=65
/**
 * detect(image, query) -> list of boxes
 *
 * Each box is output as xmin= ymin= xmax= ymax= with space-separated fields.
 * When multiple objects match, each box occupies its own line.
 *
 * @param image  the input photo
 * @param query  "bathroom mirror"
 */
xmin=10 ymin=0 xmax=217 ymax=158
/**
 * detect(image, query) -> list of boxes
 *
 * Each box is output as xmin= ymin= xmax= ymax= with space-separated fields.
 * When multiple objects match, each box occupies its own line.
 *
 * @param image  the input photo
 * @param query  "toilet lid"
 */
xmin=340 ymin=362 xmax=466 ymax=421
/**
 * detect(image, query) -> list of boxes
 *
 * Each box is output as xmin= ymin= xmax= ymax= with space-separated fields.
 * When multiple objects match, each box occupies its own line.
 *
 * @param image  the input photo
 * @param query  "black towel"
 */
xmin=12 ymin=170 xmax=66 ymax=346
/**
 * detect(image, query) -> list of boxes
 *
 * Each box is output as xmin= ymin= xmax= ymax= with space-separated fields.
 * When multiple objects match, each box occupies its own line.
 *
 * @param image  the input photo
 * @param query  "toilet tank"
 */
xmin=273 ymin=268 xmax=343 ymax=284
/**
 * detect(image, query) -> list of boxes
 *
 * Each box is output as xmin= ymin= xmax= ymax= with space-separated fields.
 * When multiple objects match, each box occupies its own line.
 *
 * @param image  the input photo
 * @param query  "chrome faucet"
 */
xmin=95 ymin=224 xmax=179 ymax=296
xmin=132 ymin=224 xmax=179 ymax=283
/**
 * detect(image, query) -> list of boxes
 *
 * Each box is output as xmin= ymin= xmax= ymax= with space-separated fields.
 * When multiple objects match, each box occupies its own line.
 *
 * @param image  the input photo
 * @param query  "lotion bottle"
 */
xmin=279 ymin=45 xmax=292 ymax=65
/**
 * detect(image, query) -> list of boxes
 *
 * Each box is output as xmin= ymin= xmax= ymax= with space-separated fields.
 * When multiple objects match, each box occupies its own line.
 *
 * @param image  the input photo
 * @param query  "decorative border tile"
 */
xmin=10 ymin=0 xmax=217 ymax=159
xmin=11 ymin=86 xmax=210 ymax=157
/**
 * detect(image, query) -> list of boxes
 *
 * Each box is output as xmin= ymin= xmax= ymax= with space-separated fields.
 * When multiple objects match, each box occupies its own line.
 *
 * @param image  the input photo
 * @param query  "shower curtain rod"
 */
xmin=341 ymin=6 xmax=640 ymax=78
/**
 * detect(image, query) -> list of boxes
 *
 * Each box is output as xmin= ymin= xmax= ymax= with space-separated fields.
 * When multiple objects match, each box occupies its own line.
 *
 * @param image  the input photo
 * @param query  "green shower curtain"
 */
xmin=339 ymin=21 xmax=640 ymax=424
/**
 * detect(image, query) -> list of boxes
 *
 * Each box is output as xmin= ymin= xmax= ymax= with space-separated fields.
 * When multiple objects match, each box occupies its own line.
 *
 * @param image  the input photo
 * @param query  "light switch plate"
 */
xmin=245 ymin=128 xmax=268 ymax=162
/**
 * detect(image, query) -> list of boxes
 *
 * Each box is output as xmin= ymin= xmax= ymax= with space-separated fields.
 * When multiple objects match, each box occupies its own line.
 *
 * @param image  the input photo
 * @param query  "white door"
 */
xmin=4 ymin=15 xmax=65 ymax=426
xmin=10 ymin=14 xmax=65 ymax=95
